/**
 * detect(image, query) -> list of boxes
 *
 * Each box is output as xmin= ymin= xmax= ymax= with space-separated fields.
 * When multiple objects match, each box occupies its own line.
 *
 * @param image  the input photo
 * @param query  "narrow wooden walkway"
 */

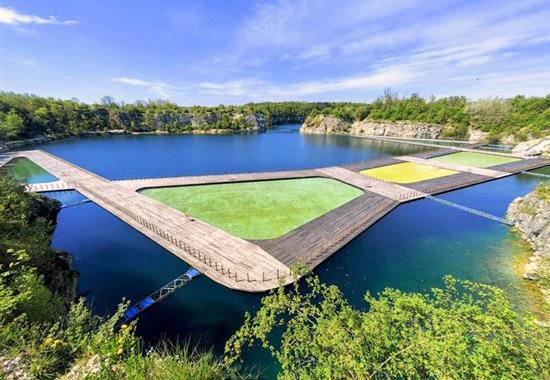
xmin=25 ymin=181 xmax=75 ymax=192
xmin=116 ymin=169 xmax=320 ymax=192
xmin=489 ymin=157 xmax=550 ymax=173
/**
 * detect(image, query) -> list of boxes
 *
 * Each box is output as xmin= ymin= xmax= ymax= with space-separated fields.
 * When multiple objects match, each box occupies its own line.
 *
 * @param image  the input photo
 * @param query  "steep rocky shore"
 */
xmin=507 ymin=183 xmax=550 ymax=305
xmin=300 ymin=115 xmax=445 ymax=139
xmin=142 ymin=111 xmax=267 ymax=132
xmin=512 ymin=138 xmax=550 ymax=157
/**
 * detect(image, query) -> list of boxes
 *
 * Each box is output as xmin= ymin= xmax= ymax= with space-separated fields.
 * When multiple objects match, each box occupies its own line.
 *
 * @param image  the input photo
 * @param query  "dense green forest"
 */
xmin=1 ymin=92 xmax=548 ymax=143
xmin=310 ymin=92 xmax=550 ymax=140
xmin=0 ymin=92 xmax=331 ymax=140
xmin=2 ymin=169 xmax=549 ymax=378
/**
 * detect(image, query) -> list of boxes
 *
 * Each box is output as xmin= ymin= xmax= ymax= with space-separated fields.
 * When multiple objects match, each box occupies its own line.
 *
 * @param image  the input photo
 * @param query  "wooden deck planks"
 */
xmin=317 ymin=166 xmax=426 ymax=201
xmin=343 ymin=157 xmax=402 ymax=172
xmin=115 ymin=169 xmax=321 ymax=192
xmin=488 ymin=158 xmax=550 ymax=173
xmin=253 ymin=191 xmax=397 ymax=267
xmin=402 ymin=172 xmax=490 ymax=194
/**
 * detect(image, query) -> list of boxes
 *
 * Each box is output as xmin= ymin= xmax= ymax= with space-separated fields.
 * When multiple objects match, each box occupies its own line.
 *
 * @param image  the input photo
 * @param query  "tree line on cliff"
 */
xmin=1 ymin=91 xmax=548 ymax=143
xmin=0 ymin=92 xmax=331 ymax=141
xmin=309 ymin=91 xmax=550 ymax=141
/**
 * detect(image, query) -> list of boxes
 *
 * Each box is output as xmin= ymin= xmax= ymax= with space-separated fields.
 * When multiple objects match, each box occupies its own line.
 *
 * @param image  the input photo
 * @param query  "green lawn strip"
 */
xmin=5 ymin=157 xmax=58 ymax=184
xmin=141 ymin=178 xmax=362 ymax=240
xmin=430 ymin=151 xmax=520 ymax=168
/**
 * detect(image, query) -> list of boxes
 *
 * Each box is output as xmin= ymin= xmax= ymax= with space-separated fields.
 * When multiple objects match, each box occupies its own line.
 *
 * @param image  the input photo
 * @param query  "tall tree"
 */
xmin=0 ymin=110 xmax=24 ymax=139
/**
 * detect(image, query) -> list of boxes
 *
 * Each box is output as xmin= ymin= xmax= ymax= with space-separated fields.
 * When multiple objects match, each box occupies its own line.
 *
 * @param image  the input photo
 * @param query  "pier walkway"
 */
xmin=521 ymin=170 xmax=550 ymax=179
xmin=119 ymin=267 xmax=201 ymax=324
xmin=425 ymin=195 xmax=514 ymax=225
xmin=1 ymin=147 xmax=549 ymax=292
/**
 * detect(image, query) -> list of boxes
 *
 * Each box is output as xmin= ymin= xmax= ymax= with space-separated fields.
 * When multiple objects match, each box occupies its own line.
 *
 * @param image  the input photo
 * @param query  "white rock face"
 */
xmin=468 ymin=128 xmax=489 ymax=142
xmin=512 ymin=138 xmax=550 ymax=157
xmin=300 ymin=115 xmax=350 ymax=135
xmin=300 ymin=115 xmax=444 ymax=139
xmin=506 ymin=188 xmax=550 ymax=304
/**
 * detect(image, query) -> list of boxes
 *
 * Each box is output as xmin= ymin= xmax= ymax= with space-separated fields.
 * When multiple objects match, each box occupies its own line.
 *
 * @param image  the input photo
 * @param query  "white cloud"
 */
xmin=10 ymin=57 xmax=38 ymax=67
xmin=111 ymin=77 xmax=177 ymax=98
xmin=0 ymin=7 xmax=78 ymax=25
xmin=199 ymin=79 xmax=267 ymax=97
xmin=296 ymin=45 xmax=331 ymax=62
xmin=198 ymin=65 xmax=414 ymax=99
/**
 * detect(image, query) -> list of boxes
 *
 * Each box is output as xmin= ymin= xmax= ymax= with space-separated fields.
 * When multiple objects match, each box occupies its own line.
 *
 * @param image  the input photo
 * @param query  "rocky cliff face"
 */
xmin=113 ymin=111 xmax=267 ymax=133
xmin=300 ymin=115 xmax=444 ymax=139
xmin=512 ymin=138 xmax=550 ymax=158
xmin=507 ymin=184 xmax=550 ymax=304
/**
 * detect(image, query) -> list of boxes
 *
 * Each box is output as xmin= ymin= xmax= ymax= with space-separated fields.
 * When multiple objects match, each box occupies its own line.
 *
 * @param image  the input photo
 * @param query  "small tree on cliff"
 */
xmin=0 ymin=110 xmax=24 ymax=139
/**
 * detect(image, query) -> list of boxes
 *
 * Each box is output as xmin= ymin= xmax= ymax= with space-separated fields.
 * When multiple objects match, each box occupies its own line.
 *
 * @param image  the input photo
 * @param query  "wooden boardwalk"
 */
xmin=253 ymin=192 xmax=397 ymax=266
xmin=25 ymin=181 xmax=75 ymax=192
xmin=115 ymin=169 xmax=320 ymax=192
xmin=2 ymin=147 xmax=549 ymax=292
xmin=4 ymin=150 xmax=292 ymax=292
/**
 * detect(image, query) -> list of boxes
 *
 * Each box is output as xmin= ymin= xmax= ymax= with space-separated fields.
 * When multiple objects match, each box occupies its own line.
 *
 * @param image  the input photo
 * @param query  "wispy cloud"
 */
xmin=111 ymin=77 xmax=178 ymax=98
xmin=3 ymin=1 xmax=548 ymax=104
xmin=199 ymin=65 xmax=414 ymax=99
xmin=0 ymin=7 xmax=78 ymax=25
xmin=10 ymin=57 xmax=38 ymax=67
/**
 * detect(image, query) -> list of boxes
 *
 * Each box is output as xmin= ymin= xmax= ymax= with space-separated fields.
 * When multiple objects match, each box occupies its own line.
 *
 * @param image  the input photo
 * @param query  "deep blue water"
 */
xmin=38 ymin=124 xmax=430 ymax=179
xmin=34 ymin=125 xmax=548 ymax=378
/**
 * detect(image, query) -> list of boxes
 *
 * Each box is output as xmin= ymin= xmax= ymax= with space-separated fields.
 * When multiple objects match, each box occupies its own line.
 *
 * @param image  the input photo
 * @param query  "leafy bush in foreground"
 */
xmin=226 ymin=275 xmax=550 ymax=380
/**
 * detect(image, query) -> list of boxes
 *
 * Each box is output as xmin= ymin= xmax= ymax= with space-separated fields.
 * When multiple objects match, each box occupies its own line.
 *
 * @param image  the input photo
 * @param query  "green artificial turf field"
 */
xmin=6 ymin=157 xmax=58 ymax=184
xmin=141 ymin=177 xmax=363 ymax=240
xmin=360 ymin=162 xmax=457 ymax=184
xmin=430 ymin=151 xmax=520 ymax=168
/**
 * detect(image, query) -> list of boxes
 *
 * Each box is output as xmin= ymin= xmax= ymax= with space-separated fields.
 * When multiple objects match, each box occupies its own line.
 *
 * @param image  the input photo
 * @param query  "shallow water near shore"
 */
xmin=31 ymin=125 xmax=548 ymax=377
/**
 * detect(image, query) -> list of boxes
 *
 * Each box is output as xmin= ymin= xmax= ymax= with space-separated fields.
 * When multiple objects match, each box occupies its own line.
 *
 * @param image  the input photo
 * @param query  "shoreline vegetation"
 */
xmin=299 ymin=91 xmax=549 ymax=144
xmin=1 ymin=92 xmax=549 ymax=151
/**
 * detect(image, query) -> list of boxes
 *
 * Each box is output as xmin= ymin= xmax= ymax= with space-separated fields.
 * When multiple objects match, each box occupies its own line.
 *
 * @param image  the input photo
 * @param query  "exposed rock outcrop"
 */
xmin=512 ymin=138 xmax=550 ymax=158
xmin=300 ymin=115 xmax=444 ymax=139
xmin=300 ymin=115 xmax=350 ymax=135
xmin=507 ymin=184 xmax=550 ymax=304
xmin=0 ymin=355 xmax=30 ymax=380
xmin=468 ymin=127 xmax=490 ymax=142
xmin=130 ymin=111 xmax=266 ymax=132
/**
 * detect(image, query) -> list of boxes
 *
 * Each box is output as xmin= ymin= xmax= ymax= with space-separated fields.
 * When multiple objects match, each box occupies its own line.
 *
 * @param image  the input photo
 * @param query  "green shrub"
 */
xmin=226 ymin=275 xmax=550 ymax=380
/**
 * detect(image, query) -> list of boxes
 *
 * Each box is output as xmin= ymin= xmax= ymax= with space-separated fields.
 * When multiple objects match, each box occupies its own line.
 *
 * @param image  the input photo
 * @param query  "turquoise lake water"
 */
xmin=23 ymin=125 xmax=550 ymax=378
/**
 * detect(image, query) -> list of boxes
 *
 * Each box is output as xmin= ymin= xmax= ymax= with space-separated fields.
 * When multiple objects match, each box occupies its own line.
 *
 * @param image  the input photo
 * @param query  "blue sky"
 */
xmin=1 ymin=0 xmax=549 ymax=105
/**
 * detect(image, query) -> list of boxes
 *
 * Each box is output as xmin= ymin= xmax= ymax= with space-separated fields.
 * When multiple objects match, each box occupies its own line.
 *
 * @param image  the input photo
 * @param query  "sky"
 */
xmin=1 ymin=0 xmax=549 ymax=105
